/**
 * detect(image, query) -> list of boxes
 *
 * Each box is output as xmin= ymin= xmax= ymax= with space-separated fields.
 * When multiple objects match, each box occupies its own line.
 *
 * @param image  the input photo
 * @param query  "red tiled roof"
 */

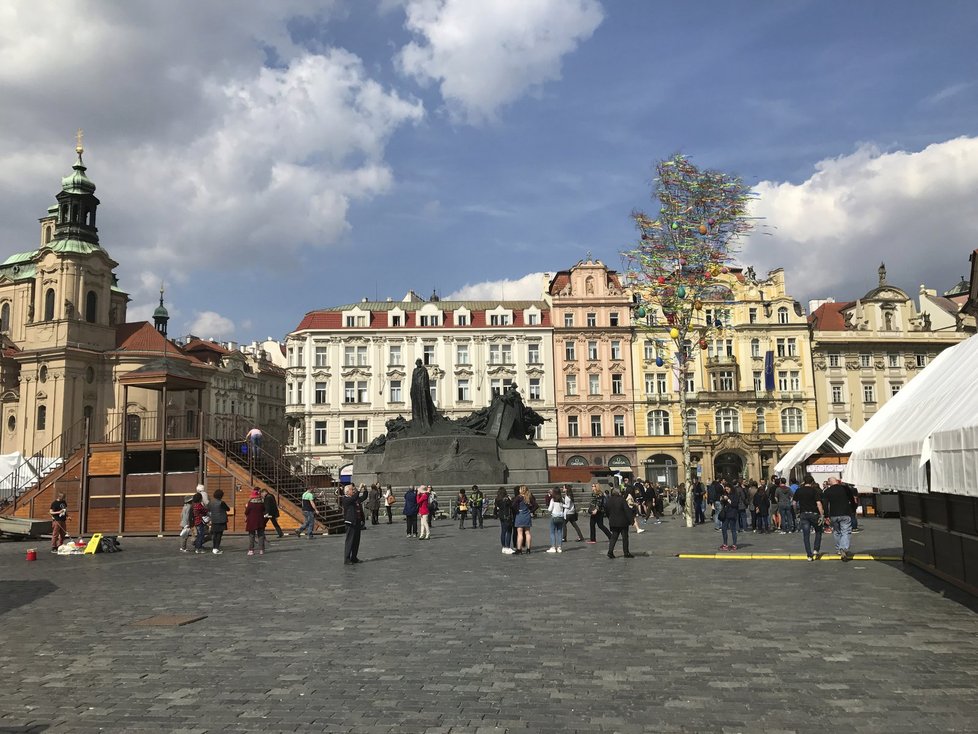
xmin=183 ymin=338 xmax=231 ymax=355
xmin=294 ymin=312 xmax=343 ymax=331
xmin=293 ymin=305 xmax=551 ymax=332
xmin=114 ymin=322 xmax=197 ymax=361
xmin=548 ymin=272 xmax=570 ymax=295
xmin=809 ymin=302 xmax=852 ymax=331
xmin=924 ymin=292 xmax=963 ymax=316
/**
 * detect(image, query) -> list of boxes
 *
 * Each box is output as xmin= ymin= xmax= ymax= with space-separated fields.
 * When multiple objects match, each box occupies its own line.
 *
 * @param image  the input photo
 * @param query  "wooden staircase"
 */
xmin=207 ymin=439 xmax=344 ymax=534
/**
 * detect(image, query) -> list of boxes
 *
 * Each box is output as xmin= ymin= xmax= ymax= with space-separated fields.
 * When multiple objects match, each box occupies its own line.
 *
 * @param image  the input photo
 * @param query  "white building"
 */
xmin=285 ymin=294 xmax=557 ymax=475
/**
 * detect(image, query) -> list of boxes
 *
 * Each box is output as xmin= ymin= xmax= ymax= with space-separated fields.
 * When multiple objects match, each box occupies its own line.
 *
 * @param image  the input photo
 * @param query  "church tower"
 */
xmin=1 ymin=137 xmax=131 ymax=454
xmin=154 ymin=286 xmax=169 ymax=337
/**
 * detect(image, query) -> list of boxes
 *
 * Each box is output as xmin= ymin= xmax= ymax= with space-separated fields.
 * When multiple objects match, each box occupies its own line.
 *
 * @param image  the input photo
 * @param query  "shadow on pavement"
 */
xmin=0 ymin=725 xmax=50 ymax=733
xmin=897 ymin=563 xmax=978 ymax=614
xmin=0 ymin=580 xmax=58 ymax=617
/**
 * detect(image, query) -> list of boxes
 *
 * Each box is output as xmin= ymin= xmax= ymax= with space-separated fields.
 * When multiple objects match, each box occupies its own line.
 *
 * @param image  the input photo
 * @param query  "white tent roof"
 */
xmin=842 ymin=334 xmax=978 ymax=497
xmin=773 ymin=419 xmax=855 ymax=476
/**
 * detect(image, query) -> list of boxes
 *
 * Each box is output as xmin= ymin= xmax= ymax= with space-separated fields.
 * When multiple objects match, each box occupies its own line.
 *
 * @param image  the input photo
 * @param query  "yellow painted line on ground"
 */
xmin=677 ymin=553 xmax=902 ymax=561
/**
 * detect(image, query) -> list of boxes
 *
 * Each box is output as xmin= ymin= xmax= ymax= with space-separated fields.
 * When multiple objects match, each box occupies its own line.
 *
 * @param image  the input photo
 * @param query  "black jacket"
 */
xmin=605 ymin=494 xmax=633 ymax=529
xmin=339 ymin=491 xmax=368 ymax=524
xmin=263 ymin=493 xmax=279 ymax=518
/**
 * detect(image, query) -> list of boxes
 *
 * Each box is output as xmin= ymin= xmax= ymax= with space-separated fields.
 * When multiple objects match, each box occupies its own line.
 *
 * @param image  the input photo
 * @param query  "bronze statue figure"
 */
xmin=410 ymin=358 xmax=437 ymax=432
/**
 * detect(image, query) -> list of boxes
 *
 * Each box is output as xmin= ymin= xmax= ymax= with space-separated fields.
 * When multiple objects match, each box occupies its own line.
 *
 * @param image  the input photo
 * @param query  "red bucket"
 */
xmin=26 ymin=548 xmax=37 ymax=561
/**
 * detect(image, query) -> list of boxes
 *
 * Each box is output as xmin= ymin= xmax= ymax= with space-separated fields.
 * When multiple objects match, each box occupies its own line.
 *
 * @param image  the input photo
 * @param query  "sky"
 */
xmin=0 ymin=0 xmax=976 ymax=342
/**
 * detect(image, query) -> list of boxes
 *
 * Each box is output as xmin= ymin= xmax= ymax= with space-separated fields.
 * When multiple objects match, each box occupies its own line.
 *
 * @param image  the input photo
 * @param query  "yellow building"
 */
xmin=631 ymin=267 xmax=817 ymax=483
xmin=809 ymin=263 xmax=971 ymax=430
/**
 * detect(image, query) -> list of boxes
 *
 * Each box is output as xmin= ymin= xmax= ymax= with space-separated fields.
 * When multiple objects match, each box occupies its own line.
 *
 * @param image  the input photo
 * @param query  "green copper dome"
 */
xmin=61 ymin=152 xmax=96 ymax=195
xmin=153 ymin=303 xmax=169 ymax=318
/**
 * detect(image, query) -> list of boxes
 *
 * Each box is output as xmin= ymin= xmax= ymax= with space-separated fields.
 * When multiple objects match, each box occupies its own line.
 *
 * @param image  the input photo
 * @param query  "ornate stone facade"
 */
xmin=809 ymin=263 xmax=971 ymax=430
xmin=631 ymin=267 xmax=817 ymax=482
xmin=548 ymin=259 xmax=636 ymax=473
xmin=285 ymin=294 xmax=557 ymax=475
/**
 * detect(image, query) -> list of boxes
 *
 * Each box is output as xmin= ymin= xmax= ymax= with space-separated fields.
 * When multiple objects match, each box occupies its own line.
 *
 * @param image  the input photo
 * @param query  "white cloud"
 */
xmin=0 ymin=2 xmax=423 ymax=312
xmin=188 ymin=311 xmax=237 ymax=340
xmin=744 ymin=136 xmax=978 ymax=304
xmin=397 ymin=0 xmax=603 ymax=123
xmin=446 ymin=272 xmax=548 ymax=301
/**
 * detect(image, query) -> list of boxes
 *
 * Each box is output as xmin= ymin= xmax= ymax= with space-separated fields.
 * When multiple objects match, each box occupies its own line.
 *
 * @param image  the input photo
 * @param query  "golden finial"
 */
xmin=75 ymin=128 xmax=84 ymax=155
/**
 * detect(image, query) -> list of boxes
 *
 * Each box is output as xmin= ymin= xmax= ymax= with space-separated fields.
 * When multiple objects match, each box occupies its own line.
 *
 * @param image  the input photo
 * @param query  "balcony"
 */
xmin=706 ymin=355 xmax=738 ymax=367
xmin=645 ymin=394 xmax=673 ymax=404
xmin=692 ymin=389 xmax=772 ymax=402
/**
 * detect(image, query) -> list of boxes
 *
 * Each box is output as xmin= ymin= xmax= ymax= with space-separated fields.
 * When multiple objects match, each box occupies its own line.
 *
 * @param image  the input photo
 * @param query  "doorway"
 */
xmin=714 ymin=452 xmax=744 ymax=481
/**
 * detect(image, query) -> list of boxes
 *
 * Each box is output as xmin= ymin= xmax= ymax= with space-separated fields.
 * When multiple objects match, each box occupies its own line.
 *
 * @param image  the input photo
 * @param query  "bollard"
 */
xmin=26 ymin=548 xmax=37 ymax=561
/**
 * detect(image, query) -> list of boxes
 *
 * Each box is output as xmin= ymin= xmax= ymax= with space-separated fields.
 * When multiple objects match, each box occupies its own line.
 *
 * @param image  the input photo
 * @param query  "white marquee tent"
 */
xmin=843 ymin=334 xmax=978 ymax=497
xmin=773 ymin=419 xmax=855 ymax=479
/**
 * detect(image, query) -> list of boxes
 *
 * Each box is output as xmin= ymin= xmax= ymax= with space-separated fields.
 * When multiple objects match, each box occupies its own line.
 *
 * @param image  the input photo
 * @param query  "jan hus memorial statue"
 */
xmin=352 ymin=366 xmax=549 ymax=486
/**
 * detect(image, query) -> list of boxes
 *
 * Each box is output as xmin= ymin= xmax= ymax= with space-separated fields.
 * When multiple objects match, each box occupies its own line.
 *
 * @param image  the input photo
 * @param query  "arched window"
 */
xmin=777 ymin=306 xmax=789 ymax=324
xmin=85 ymin=290 xmax=98 ymax=323
xmin=715 ymin=408 xmax=739 ymax=434
xmin=750 ymin=338 xmax=760 ymax=358
xmin=43 ymin=288 xmax=56 ymax=321
xmin=756 ymin=407 xmax=766 ymax=433
xmin=44 ymin=226 xmax=53 ymax=244
xmin=36 ymin=405 xmax=47 ymax=431
xmin=685 ymin=408 xmax=697 ymax=435
xmin=781 ymin=407 xmax=803 ymax=433
xmin=0 ymin=302 xmax=9 ymax=333
xmin=647 ymin=410 xmax=670 ymax=436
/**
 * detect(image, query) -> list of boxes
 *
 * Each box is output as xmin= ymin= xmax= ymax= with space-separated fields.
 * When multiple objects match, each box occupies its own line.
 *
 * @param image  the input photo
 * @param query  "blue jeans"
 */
xmin=471 ymin=506 xmax=483 ymax=528
xmin=755 ymin=514 xmax=770 ymax=532
xmin=799 ymin=512 xmax=824 ymax=556
xmin=694 ymin=500 xmax=705 ymax=524
xmin=721 ymin=517 xmax=738 ymax=546
xmin=831 ymin=515 xmax=852 ymax=553
xmin=298 ymin=509 xmax=316 ymax=538
xmin=779 ymin=505 xmax=794 ymax=531
xmin=713 ymin=501 xmax=723 ymax=529
xmin=194 ymin=524 xmax=206 ymax=550
xmin=500 ymin=522 xmax=512 ymax=548
xmin=738 ymin=509 xmax=748 ymax=531
xmin=549 ymin=518 xmax=564 ymax=548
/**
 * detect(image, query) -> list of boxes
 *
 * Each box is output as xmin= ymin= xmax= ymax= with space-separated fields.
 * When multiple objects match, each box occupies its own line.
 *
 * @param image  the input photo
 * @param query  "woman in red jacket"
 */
xmin=416 ymin=485 xmax=431 ymax=540
xmin=244 ymin=489 xmax=265 ymax=556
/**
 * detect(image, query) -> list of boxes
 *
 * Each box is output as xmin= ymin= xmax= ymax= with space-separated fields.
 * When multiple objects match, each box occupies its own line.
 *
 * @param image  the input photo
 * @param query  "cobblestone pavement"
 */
xmin=1 ymin=514 xmax=976 ymax=733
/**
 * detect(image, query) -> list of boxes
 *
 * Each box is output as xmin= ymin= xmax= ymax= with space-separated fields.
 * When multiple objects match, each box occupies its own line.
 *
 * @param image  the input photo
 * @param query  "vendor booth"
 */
xmin=773 ymin=419 xmax=855 ymax=484
xmin=843 ymin=335 xmax=978 ymax=596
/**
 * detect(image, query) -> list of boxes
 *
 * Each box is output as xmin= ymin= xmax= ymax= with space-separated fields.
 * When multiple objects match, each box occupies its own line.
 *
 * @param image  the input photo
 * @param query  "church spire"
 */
xmin=153 ymin=284 xmax=170 ymax=337
xmin=50 ymin=132 xmax=101 ymax=250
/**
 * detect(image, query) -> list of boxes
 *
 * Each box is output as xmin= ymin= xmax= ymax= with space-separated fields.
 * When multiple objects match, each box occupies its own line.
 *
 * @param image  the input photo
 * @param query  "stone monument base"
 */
xmin=352 ymin=435 xmax=548 ymax=487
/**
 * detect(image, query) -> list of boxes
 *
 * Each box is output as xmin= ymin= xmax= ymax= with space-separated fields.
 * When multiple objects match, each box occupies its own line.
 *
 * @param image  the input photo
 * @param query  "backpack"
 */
xmin=497 ymin=497 xmax=513 ymax=524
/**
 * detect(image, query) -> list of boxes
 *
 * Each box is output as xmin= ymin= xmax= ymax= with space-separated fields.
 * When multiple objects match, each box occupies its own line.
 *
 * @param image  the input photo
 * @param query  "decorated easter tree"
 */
xmin=622 ymin=154 xmax=754 ymax=528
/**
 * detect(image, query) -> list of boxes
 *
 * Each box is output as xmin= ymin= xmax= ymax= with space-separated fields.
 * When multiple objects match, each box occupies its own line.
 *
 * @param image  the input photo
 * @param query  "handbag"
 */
xmin=458 ymin=502 xmax=468 ymax=512
xmin=385 ymin=494 xmax=395 ymax=506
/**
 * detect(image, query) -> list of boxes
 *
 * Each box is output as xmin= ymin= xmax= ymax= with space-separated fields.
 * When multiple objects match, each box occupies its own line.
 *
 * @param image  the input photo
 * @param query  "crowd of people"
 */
xmin=169 ymin=473 xmax=861 ymax=564
xmin=688 ymin=475 xmax=861 ymax=560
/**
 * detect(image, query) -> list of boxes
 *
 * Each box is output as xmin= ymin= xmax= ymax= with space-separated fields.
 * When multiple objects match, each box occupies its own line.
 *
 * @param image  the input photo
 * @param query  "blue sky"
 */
xmin=0 ymin=1 xmax=976 ymax=341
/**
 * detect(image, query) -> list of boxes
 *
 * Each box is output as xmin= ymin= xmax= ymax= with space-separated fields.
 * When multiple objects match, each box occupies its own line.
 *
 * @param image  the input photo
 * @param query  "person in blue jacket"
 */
xmin=402 ymin=486 xmax=419 ymax=537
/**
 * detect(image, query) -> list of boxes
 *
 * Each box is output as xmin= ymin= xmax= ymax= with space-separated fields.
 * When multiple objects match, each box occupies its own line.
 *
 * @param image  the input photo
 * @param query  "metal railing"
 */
xmin=0 ymin=417 xmax=91 ymax=509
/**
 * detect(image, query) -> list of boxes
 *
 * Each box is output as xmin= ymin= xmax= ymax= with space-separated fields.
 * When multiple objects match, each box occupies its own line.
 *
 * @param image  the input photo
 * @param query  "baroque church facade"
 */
xmin=0 ymin=143 xmax=285 ymax=464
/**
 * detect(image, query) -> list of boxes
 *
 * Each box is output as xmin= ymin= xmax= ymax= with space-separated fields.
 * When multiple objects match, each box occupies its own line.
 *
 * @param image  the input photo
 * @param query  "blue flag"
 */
xmin=764 ymin=350 xmax=775 ymax=391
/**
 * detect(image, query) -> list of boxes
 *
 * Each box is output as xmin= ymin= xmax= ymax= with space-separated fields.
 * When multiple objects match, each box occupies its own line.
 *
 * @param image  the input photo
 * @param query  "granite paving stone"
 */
xmin=0 ymin=515 xmax=975 ymax=732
